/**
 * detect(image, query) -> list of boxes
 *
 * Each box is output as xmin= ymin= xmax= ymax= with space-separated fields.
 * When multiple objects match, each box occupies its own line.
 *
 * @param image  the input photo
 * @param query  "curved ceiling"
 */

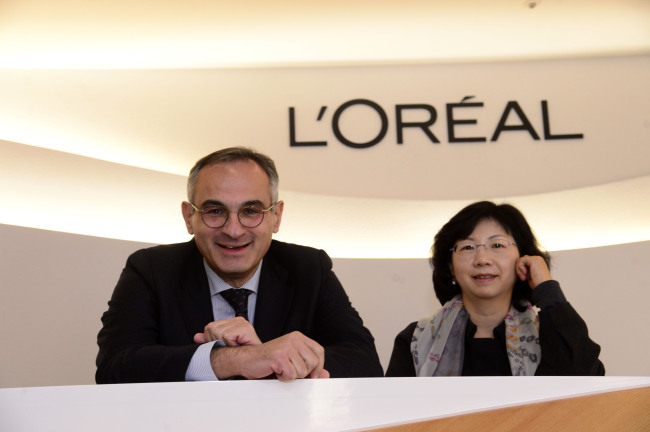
xmin=1 ymin=0 xmax=649 ymax=69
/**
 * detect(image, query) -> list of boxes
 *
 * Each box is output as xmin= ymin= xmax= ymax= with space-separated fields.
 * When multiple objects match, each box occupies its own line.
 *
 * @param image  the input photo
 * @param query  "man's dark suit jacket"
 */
xmin=96 ymin=239 xmax=383 ymax=383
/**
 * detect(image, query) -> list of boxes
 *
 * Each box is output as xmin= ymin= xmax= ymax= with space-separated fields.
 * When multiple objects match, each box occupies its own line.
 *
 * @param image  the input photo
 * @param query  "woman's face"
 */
xmin=450 ymin=219 xmax=520 ymax=305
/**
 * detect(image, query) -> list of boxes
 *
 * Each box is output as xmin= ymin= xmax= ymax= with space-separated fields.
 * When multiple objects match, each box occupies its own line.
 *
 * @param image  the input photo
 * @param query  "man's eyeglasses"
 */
xmin=450 ymin=239 xmax=517 ymax=258
xmin=189 ymin=202 xmax=278 ymax=229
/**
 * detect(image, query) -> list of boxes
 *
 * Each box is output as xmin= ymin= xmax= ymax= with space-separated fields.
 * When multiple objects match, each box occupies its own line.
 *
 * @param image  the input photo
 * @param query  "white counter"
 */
xmin=2 ymin=376 xmax=649 ymax=432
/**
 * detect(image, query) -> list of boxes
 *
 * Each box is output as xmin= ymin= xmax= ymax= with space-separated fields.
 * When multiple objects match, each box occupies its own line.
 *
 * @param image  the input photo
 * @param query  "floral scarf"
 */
xmin=411 ymin=295 xmax=541 ymax=376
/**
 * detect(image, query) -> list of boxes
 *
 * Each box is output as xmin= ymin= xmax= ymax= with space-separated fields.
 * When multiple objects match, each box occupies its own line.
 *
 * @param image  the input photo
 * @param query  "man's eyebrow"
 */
xmin=242 ymin=200 xmax=266 ymax=207
xmin=198 ymin=199 xmax=266 ymax=208
xmin=198 ymin=200 xmax=225 ymax=208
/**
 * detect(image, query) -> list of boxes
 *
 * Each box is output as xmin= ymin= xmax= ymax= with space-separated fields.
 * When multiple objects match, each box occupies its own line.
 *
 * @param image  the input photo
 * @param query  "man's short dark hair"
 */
xmin=187 ymin=147 xmax=279 ymax=204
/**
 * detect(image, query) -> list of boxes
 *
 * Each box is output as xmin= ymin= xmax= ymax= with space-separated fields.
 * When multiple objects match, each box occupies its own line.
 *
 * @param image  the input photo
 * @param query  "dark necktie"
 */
xmin=220 ymin=288 xmax=253 ymax=321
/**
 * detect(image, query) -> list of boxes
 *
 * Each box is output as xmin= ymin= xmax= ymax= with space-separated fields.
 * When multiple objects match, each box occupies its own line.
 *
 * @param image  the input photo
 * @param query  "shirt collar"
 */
xmin=203 ymin=259 xmax=262 ymax=296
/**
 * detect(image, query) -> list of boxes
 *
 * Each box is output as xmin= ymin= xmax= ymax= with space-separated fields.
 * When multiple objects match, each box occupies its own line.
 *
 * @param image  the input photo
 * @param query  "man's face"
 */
xmin=182 ymin=160 xmax=283 ymax=287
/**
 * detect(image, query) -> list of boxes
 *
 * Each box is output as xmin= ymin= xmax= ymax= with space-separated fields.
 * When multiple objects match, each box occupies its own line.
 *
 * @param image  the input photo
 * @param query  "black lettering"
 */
xmin=395 ymin=104 xmax=440 ymax=144
xmin=491 ymin=101 xmax=540 ymax=141
xmin=289 ymin=107 xmax=327 ymax=147
xmin=446 ymin=98 xmax=487 ymax=143
xmin=332 ymin=99 xmax=387 ymax=149
xmin=542 ymin=100 xmax=584 ymax=140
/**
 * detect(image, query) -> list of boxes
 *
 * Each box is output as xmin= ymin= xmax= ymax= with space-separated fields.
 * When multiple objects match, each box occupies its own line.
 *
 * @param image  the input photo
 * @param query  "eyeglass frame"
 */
xmin=450 ymin=239 xmax=518 ymax=256
xmin=188 ymin=201 xmax=279 ymax=229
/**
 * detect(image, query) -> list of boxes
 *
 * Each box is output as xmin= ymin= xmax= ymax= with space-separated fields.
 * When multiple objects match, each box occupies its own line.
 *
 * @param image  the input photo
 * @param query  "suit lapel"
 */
xmin=254 ymin=250 xmax=293 ymax=342
xmin=176 ymin=241 xmax=214 ymax=337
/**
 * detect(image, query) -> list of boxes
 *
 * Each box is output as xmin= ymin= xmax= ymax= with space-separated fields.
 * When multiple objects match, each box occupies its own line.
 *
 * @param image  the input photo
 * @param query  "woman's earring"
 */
xmin=452 ymin=279 xmax=457 ymax=286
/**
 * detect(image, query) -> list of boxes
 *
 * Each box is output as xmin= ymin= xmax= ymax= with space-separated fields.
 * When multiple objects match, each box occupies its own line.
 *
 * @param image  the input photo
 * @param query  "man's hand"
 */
xmin=516 ymin=255 xmax=552 ymax=290
xmin=210 ymin=331 xmax=329 ymax=382
xmin=193 ymin=317 xmax=262 ymax=346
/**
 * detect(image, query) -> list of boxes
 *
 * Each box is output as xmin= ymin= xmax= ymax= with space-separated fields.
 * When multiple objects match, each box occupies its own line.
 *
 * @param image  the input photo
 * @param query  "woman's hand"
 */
xmin=516 ymin=255 xmax=552 ymax=290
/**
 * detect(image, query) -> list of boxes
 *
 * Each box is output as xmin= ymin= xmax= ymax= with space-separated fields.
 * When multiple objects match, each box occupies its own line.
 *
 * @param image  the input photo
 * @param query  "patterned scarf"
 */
xmin=411 ymin=295 xmax=541 ymax=376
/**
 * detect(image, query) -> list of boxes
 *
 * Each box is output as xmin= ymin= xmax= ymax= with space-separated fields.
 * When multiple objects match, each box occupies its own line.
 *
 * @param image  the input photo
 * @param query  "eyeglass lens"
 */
xmin=201 ymin=206 xmax=266 ymax=228
xmin=453 ymin=239 xmax=514 ymax=256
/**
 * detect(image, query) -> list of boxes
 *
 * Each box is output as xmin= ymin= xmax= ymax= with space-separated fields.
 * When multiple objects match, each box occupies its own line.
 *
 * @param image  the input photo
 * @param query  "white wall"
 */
xmin=1 ymin=223 xmax=648 ymax=388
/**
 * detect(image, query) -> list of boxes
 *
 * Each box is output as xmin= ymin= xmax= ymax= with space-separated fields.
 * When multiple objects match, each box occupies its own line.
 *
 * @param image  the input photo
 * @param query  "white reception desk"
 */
xmin=1 ymin=376 xmax=649 ymax=431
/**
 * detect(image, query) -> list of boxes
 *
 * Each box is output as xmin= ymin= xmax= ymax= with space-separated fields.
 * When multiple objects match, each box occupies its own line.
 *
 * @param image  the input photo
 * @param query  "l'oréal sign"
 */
xmin=289 ymin=98 xmax=583 ymax=148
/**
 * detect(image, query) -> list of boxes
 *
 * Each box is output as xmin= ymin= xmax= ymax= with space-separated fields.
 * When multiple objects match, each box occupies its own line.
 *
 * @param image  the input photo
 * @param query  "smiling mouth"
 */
xmin=218 ymin=243 xmax=250 ymax=251
xmin=473 ymin=274 xmax=496 ymax=280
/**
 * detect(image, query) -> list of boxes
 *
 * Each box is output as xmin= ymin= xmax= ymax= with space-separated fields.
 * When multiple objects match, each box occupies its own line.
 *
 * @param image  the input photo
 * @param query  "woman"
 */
xmin=386 ymin=201 xmax=604 ymax=376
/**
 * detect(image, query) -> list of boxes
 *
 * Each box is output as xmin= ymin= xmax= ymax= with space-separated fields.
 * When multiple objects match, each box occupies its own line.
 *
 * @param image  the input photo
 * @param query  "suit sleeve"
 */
xmin=313 ymin=250 xmax=384 ymax=378
xmin=95 ymin=250 xmax=200 ymax=384
xmin=533 ymin=280 xmax=605 ymax=376
xmin=385 ymin=322 xmax=418 ymax=377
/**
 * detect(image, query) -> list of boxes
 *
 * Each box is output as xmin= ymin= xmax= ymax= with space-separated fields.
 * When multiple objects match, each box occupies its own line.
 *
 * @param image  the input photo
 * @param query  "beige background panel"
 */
xmin=1 ymin=56 xmax=648 ymax=200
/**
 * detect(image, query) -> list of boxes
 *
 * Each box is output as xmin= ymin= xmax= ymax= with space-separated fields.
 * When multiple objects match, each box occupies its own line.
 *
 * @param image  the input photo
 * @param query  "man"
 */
xmin=96 ymin=147 xmax=383 ymax=383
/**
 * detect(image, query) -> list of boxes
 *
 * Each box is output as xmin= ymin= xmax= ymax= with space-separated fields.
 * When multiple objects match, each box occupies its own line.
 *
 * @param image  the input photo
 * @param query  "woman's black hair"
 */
xmin=430 ymin=201 xmax=550 ymax=311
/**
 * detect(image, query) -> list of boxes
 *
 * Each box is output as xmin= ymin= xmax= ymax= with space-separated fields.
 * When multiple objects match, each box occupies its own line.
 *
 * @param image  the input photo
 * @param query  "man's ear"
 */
xmin=271 ymin=200 xmax=284 ymax=234
xmin=181 ymin=201 xmax=195 ymax=235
